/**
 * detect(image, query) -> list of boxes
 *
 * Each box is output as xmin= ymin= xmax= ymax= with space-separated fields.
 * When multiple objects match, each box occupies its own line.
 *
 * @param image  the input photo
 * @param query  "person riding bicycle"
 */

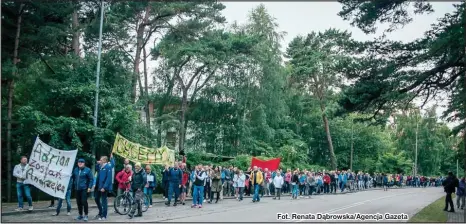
xmin=129 ymin=162 xmax=146 ymax=219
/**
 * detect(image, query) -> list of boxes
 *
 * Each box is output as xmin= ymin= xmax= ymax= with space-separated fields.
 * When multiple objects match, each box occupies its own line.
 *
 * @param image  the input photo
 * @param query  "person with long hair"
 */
xmin=208 ymin=166 xmax=222 ymax=203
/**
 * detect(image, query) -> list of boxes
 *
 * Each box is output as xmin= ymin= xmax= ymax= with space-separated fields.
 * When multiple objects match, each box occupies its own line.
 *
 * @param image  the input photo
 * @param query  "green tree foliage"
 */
xmin=336 ymin=0 xmax=464 ymax=177
xmin=1 ymin=1 xmax=461 ymax=202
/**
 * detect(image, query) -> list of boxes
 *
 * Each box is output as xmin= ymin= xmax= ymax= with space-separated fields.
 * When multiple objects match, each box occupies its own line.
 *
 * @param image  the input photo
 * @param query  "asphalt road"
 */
xmin=1 ymin=187 xmax=444 ymax=223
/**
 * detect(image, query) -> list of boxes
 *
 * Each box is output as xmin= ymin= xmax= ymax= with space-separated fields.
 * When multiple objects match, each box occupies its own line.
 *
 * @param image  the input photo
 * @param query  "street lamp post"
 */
xmin=92 ymin=0 xmax=105 ymax=172
xmin=350 ymin=118 xmax=354 ymax=171
xmin=414 ymin=118 xmax=419 ymax=177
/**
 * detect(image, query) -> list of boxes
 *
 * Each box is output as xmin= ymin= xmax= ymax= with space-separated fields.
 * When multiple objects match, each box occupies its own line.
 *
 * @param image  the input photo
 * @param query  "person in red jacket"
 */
xmin=115 ymin=164 xmax=133 ymax=196
xmin=323 ymin=173 xmax=331 ymax=194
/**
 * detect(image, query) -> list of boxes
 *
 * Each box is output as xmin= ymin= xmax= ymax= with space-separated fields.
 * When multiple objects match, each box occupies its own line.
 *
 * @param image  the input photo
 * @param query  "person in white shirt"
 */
xmin=234 ymin=170 xmax=246 ymax=201
xmin=13 ymin=156 xmax=33 ymax=211
xmin=273 ymin=170 xmax=284 ymax=200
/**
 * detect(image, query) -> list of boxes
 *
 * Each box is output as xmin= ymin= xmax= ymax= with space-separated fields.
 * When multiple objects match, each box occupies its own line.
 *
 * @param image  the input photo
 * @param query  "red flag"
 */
xmin=250 ymin=157 xmax=281 ymax=171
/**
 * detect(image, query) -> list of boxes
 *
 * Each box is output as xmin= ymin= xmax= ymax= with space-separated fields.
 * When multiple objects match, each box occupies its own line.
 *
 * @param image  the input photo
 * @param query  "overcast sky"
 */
xmin=219 ymin=1 xmax=459 ymax=126
xmin=143 ymin=2 xmax=458 ymax=126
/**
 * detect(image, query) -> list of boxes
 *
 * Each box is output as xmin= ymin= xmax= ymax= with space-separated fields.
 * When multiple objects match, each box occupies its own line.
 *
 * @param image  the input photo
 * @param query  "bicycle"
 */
xmin=114 ymin=187 xmax=150 ymax=215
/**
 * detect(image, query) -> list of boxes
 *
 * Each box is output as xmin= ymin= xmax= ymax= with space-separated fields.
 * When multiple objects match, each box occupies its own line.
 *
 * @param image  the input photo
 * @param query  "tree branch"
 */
xmin=186 ymin=64 xmax=208 ymax=89
xmin=174 ymin=56 xmax=192 ymax=89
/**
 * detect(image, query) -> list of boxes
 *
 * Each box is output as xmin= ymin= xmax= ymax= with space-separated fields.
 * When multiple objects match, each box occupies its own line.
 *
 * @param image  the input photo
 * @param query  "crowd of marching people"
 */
xmin=12 ymin=155 xmax=466 ymax=221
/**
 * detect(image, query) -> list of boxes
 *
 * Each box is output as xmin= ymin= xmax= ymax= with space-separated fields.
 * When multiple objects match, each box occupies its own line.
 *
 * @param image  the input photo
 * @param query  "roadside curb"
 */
xmin=1 ymin=187 xmax=388 ymax=216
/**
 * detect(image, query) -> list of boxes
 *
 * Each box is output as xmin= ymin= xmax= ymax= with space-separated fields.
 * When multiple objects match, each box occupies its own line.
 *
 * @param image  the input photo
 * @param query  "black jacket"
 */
xmin=443 ymin=176 xmax=458 ymax=194
xmin=330 ymin=174 xmax=336 ymax=183
xmin=131 ymin=169 xmax=146 ymax=191
xmin=292 ymin=174 xmax=299 ymax=184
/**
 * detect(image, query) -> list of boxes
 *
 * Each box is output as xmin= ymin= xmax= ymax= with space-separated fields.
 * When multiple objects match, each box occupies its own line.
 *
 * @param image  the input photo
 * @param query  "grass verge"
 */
xmin=408 ymin=195 xmax=455 ymax=223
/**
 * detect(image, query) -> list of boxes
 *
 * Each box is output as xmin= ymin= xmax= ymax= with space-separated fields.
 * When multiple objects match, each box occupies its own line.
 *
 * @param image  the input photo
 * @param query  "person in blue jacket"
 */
xmin=165 ymin=162 xmax=182 ymax=206
xmin=94 ymin=156 xmax=113 ymax=221
xmin=338 ymin=171 xmax=347 ymax=192
xmin=72 ymin=158 xmax=93 ymax=222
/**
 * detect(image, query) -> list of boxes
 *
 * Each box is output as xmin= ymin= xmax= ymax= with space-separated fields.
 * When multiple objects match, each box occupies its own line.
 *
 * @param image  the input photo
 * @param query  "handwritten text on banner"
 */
xmin=24 ymin=138 xmax=77 ymax=199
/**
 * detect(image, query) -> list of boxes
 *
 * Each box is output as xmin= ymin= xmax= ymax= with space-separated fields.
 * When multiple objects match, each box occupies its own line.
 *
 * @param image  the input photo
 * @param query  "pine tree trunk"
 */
xmin=131 ymin=6 xmax=150 ymax=103
xmin=179 ymin=89 xmax=188 ymax=154
xmin=7 ymin=3 xmax=24 ymax=203
xmin=71 ymin=2 xmax=80 ymax=56
xmin=143 ymin=48 xmax=151 ymax=130
xmin=463 ymin=4 xmax=466 ymax=180
xmin=321 ymin=104 xmax=337 ymax=170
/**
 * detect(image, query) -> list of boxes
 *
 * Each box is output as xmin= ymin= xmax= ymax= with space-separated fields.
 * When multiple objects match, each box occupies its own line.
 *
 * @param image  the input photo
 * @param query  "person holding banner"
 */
xmin=53 ymin=177 xmax=73 ymax=216
xmin=13 ymin=156 xmax=34 ymax=211
xmin=72 ymin=158 xmax=93 ymax=221
xmin=94 ymin=156 xmax=113 ymax=221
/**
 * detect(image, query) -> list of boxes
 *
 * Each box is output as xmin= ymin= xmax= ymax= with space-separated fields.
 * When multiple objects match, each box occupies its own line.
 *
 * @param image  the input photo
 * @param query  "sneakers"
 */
xmin=198 ymin=205 xmax=202 ymax=209
xmin=94 ymin=215 xmax=101 ymax=220
xmin=15 ymin=208 xmax=23 ymax=211
xmin=83 ymin=216 xmax=88 ymax=221
xmin=75 ymin=215 xmax=84 ymax=220
xmin=149 ymin=205 xmax=152 ymax=208
xmin=52 ymin=213 xmax=59 ymax=216
xmin=191 ymin=204 xmax=198 ymax=208
xmin=98 ymin=217 xmax=107 ymax=221
xmin=203 ymin=199 xmax=206 ymax=203
xmin=48 ymin=205 xmax=55 ymax=209
xmin=28 ymin=206 xmax=33 ymax=211
xmin=67 ymin=212 xmax=71 ymax=216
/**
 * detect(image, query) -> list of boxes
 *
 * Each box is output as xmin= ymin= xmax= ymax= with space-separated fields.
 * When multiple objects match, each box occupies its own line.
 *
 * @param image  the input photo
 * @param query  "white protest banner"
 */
xmin=24 ymin=137 xmax=77 ymax=199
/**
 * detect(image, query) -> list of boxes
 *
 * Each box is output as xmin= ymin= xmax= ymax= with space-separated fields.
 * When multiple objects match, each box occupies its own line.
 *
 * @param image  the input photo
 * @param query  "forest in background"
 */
xmin=1 ymin=0 xmax=464 ymax=202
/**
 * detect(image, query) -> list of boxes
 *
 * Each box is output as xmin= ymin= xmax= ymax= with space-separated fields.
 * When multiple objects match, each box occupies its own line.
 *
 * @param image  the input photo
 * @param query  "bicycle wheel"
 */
xmin=142 ymin=194 xmax=150 ymax=212
xmin=114 ymin=194 xmax=132 ymax=215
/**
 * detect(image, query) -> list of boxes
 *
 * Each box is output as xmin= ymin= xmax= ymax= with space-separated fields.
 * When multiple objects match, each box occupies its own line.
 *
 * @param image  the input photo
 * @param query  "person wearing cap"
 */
xmin=72 ymin=158 xmax=93 ymax=221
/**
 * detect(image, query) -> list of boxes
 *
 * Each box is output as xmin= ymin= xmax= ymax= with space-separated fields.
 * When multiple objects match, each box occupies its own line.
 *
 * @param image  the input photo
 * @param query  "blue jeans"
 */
xmin=168 ymin=182 xmax=180 ymax=203
xmin=253 ymin=184 xmax=260 ymax=201
xmin=292 ymin=184 xmax=298 ymax=198
xmin=94 ymin=191 xmax=108 ymax=218
xmin=192 ymin=185 xmax=204 ymax=206
xmin=144 ymin=187 xmax=153 ymax=205
xmin=56 ymin=190 xmax=72 ymax=214
xmin=16 ymin=182 xmax=32 ymax=208
xmin=340 ymin=182 xmax=346 ymax=192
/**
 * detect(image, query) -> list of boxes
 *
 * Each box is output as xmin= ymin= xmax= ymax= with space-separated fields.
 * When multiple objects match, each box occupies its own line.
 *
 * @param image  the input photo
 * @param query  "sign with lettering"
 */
xmin=24 ymin=137 xmax=77 ymax=199
xmin=112 ymin=133 xmax=175 ymax=166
